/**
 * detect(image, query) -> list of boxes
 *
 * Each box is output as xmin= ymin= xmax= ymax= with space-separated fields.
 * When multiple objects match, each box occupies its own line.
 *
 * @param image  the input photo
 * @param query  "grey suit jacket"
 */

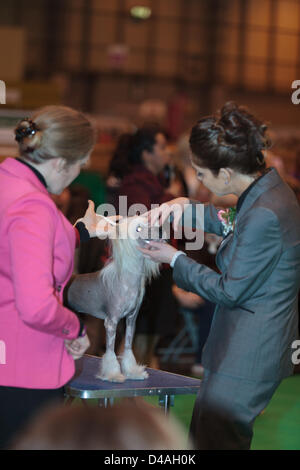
xmin=173 ymin=168 xmax=300 ymax=381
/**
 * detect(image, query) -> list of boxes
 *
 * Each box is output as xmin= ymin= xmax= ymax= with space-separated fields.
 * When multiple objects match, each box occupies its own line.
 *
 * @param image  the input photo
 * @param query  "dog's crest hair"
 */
xmin=101 ymin=217 xmax=160 ymax=305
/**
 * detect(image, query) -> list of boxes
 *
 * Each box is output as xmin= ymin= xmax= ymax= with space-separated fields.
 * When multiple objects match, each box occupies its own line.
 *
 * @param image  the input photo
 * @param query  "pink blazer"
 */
xmin=0 ymin=158 xmax=80 ymax=389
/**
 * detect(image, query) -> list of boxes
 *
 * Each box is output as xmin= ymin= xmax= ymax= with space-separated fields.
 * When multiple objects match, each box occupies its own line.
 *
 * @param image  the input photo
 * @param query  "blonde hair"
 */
xmin=15 ymin=105 xmax=96 ymax=165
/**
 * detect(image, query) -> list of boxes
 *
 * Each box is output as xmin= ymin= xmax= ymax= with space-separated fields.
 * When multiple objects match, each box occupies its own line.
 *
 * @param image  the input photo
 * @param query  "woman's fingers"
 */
xmin=146 ymin=208 xmax=160 ymax=226
xmin=141 ymin=241 xmax=162 ymax=252
xmin=173 ymin=212 xmax=183 ymax=232
xmin=138 ymin=241 xmax=177 ymax=265
xmin=145 ymin=198 xmax=188 ymax=229
xmin=147 ymin=240 xmax=163 ymax=248
xmin=110 ymin=215 xmax=123 ymax=222
xmin=137 ymin=245 xmax=155 ymax=255
xmin=87 ymin=199 xmax=95 ymax=214
xmin=65 ymin=344 xmax=79 ymax=354
xmin=95 ymin=214 xmax=122 ymax=227
xmin=147 ymin=203 xmax=184 ymax=230
xmin=147 ymin=205 xmax=171 ymax=227
xmin=137 ymin=243 xmax=160 ymax=257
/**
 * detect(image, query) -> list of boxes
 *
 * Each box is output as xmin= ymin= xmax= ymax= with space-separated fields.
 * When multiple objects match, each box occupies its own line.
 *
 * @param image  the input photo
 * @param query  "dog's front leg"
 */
xmin=97 ymin=316 xmax=125 ymax=383
xmin=121 ymin=308 xmax=149 ymax=380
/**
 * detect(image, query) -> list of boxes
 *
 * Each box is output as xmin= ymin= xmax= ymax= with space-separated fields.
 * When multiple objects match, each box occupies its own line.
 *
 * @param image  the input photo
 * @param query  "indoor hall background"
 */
xmin=1 ymin=0 xmax=300 ymax=127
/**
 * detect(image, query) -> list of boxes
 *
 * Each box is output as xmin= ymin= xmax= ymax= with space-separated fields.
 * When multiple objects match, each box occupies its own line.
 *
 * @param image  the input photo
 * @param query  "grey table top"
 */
xmin=65 ymin=355 xmax=201 ymax=399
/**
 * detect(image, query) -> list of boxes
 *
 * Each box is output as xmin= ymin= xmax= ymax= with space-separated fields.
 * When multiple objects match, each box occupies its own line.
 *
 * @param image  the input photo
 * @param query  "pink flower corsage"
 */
xmin=217 ymin=207 xmax=237 ymax=236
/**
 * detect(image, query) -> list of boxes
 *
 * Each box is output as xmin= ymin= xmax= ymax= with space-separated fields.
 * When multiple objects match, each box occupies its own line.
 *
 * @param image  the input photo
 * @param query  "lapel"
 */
xmin=216 ymin=231 xmax=233 ymax=270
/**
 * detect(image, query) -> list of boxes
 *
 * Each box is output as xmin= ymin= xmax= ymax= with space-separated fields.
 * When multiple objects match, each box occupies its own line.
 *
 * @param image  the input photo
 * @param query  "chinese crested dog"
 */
xmin=68 ymin=216 xmax=163 ymax=382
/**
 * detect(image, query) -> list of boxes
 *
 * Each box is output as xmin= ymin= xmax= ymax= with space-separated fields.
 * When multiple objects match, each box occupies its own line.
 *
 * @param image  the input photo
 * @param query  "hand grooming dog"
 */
xmin=68 ymin=216 xmax=163 ymax=382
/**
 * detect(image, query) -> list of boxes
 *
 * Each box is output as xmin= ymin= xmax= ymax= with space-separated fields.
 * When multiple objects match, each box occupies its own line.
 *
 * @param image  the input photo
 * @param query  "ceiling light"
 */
xmin=130 ymin=6 xmax=152 ymax=20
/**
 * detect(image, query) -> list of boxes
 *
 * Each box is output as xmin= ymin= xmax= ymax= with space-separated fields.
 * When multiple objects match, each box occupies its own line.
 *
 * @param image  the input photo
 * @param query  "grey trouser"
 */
xmin=190 ymin=369 xmax=281 ymax=450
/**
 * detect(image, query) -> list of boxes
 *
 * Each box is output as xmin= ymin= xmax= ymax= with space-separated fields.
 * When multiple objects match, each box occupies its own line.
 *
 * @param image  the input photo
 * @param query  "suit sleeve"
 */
xmin=182 ymin=201 xmax=224 ymax=236
xmin=7 ymin=197 xmax=80 ymax=339
xmin=173 ymin=207 xmax=282 ymax=307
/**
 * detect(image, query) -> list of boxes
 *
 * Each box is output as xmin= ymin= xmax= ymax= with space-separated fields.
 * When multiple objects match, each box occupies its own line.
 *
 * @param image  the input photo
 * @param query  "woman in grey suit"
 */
xmin=140 ymin=102 xmax=300 ymax=450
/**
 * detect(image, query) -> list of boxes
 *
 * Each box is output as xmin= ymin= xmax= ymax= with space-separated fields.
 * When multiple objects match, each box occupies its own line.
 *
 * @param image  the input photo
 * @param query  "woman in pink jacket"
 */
xmin=0 ymin=106 xmax=115 ymax=448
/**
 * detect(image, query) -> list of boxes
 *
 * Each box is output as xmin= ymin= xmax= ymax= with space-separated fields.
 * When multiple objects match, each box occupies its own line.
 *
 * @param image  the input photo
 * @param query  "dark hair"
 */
xmin=109 ymin=125 xmax=164 ymax=179
xmin=128 ymin=125 xmax=162 ymax=166
xmin=189 ymin=102 xmax=270 ymax=176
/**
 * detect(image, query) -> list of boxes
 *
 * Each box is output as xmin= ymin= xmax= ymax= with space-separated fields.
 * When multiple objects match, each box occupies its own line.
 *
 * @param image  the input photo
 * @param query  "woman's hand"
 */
xmin=76 ymin=200 xmax=122 ymax=238
xmin=145 ymin=197 xmax=189 ymax=231
xmin=64 ymin=334 xmax=90 ymax=360
xmin=138 ymin=241 xmax=178 ymax=264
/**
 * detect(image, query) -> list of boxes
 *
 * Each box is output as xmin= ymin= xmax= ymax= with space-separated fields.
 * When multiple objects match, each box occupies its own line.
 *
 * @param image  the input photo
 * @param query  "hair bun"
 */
xmin=15 ymin=118 xmax=40 ymax=143
xmin=189 ymin=102 xmax=270 ymax=175
xmin=218 ymin=101 xmax=269 ymax=169
xmin=15 ymin=118 xmax=43 ymax=158
xmin=219 ymin=102 xmax=268 ymax=146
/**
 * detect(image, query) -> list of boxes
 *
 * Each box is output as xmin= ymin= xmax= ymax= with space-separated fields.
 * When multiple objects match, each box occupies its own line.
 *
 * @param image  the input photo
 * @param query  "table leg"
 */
xmin=158 ymin=395 xmax=174 ymax=415
xmin=65 ymin=396 xmax=91 ymax=407
xmin=64 ymin=396 xmax=75 ymax=406
xmin=98 ymin=397 xmax=115 ymax=407
xmin=98 ymin=397 xmax=108 ymax=408
xmin=81 ymin=398 xmax=90 ymax=407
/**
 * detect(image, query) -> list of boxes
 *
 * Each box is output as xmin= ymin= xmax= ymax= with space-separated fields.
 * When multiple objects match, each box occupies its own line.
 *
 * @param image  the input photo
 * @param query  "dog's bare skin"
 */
xmin=68 ymin=217 xmax=162 ymax=382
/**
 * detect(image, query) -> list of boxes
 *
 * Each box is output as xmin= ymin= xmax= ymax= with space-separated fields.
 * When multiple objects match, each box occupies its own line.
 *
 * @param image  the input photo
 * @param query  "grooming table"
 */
xmin=64 ymin=354 xmax=201 ymax=414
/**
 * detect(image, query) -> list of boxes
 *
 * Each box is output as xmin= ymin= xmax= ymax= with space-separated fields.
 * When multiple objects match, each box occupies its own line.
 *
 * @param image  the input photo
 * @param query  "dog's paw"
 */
xmin=99 ymin=351 xmax=125 ymax=382
xmin=121 ymin=349 xmax=148 ymax=380
xmin=123 ymin=365 xmax=149 ymax=380
xmin=96 ymin=372 xmax=126 ymax=383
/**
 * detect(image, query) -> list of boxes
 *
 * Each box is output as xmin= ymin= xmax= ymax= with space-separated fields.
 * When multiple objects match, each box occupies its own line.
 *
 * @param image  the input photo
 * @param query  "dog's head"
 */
xmin=115 ymin=215 xmax=167 ymax=245
xmin=108 ymin=215 xmax=167 ymax=279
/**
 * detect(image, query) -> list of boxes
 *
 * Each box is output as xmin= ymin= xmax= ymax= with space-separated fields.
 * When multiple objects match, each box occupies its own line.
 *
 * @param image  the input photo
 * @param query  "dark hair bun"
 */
xmin=189 ymin=102 xmax=270 ymax=175
xmin=220 ymin=102 xmax=269 ymax=164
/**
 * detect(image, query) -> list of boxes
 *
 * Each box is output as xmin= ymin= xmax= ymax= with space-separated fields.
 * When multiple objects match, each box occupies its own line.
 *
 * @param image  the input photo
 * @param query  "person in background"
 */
xmin=106 ymin=133 xmax=134 ymax=207
xmin=117 ymin=126 xmax=172 ymax=213
xmin=0 ymin=106 xmax=117 ymax=449
xmin=114 ymin=126 xmax=179 ymax=366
